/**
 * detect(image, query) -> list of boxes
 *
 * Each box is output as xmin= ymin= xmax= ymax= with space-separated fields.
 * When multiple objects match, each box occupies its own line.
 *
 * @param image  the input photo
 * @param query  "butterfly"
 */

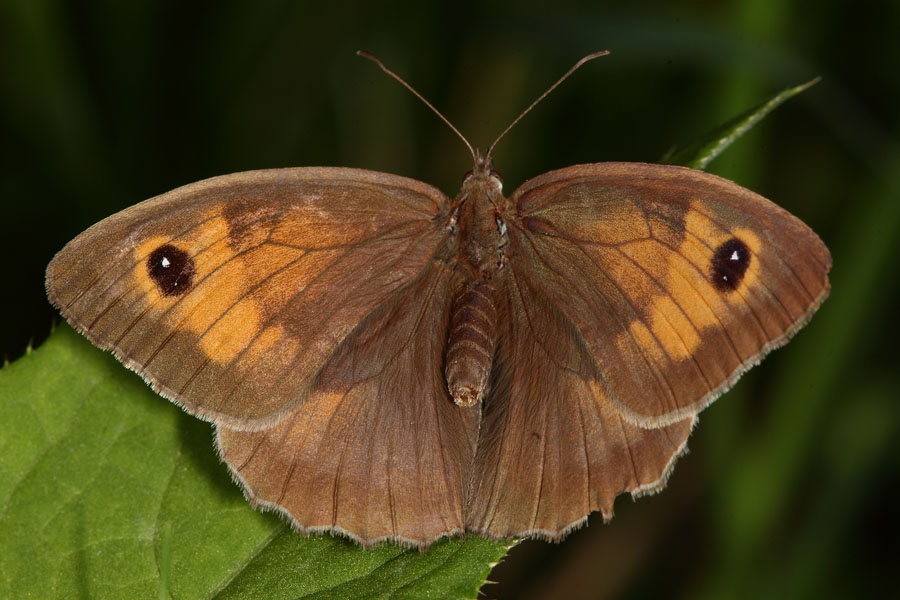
xmin=45 ymin=51 xmax=831 ymax=549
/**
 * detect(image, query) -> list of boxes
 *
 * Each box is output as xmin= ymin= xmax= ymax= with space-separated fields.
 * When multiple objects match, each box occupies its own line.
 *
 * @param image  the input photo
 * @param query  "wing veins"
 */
xmin=311 ymin=180 xmax=442 ymax=216
xmin=301 ymin=383 xmax=356 ymax=526
xmin=507 ymin=265 xmax=584 ymax=374
xmin=210 ymin=225 xmax=434 ymax=392
xmin=197 ymin=227 xmax=436 ymax=417
xmin=60 ymin=212 xmax=222 ymax=310
xmin=81 ymin=208 xmax=289 ymax=362
xmin=516 ymin=224 xmax=682 ymax=413
xmin=429 ymin=376 xmax=458 ymax=536
xmin=573 ymin=381 xmax=594 ymax=517
xmin=650 ymin=209 xmax=793 ymax=334
xmin=74 ymin=211 xmax=230 ymax=327
xmin=637 ymin=235 xmax=745 ymax=363
xmin=687 ymin=201 xmax=817 ymax=306
xmin=169 ymin=218 xmax=427 ymax=382
xmin=528 ymin=376 xmax=551 ymax=534
xmin=137 ymin=241 xmax=275 ymax=367
xmin=336 ymin=262 xmax=446 ymax=391
xmin=618 ymin=413 xmax=641 ymax=490
xmin=273 ymin=413 xmax=307 ymax=507
xmin=330 ymin=383 xmax=372 ymax=529
xmin=179 ymin=224 xmax=433 ymax=406
xmin=608 ymin=244 xmax=716 ymax=394
xmin=520 ymin=173 xmax=830 ymax=275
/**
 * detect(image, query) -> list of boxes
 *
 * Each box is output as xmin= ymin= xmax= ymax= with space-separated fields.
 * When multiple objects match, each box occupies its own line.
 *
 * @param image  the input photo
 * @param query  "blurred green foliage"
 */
xmin=0 ymin=325 xmax=510 ymax=599
xmin=1 ymin=0 xmax=897 ymax=598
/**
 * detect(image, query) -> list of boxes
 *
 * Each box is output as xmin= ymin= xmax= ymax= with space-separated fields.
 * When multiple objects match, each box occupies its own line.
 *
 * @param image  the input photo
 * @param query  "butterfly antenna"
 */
xmin=357 ymin=50 xmax=477 ymax=164
xmin=486 ymin=50 xmax=610 ymax=161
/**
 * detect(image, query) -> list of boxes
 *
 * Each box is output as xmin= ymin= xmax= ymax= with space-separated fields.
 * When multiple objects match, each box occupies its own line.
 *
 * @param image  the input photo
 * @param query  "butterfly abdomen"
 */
xmin=445 ymin=281 xmax=498 ymax=407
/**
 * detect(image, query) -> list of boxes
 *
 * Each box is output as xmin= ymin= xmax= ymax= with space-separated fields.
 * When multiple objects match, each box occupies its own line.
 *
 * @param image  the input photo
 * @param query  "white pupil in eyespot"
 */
xmin=730 ymin=250 xmax=739 ymax=261
xmin=161 ymin=256 xmax=171 ymax=268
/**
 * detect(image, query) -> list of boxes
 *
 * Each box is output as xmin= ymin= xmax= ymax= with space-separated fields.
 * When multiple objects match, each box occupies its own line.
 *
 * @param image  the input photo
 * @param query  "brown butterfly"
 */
xmin=45 ymin=51 xmax=831 ymax=549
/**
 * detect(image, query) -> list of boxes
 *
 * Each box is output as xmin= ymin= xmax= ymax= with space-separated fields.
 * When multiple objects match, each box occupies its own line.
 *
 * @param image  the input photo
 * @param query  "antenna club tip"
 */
xmin=582 ymin=50 xmax=611 ymax=63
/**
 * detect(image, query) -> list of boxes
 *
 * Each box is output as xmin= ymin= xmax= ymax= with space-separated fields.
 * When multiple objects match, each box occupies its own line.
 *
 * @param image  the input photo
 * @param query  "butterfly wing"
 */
xmin=507 ymin=162 xmax=831 ymax=428
xmin=467 ymin=162 xmax=829 ymax=538
xmin=465 ymin=265 xmax=695 ymax=538
xmin=216 ymin=262 xmax=481 ymax=548
xmin=46 ymin=167 xmax=451 ymax=430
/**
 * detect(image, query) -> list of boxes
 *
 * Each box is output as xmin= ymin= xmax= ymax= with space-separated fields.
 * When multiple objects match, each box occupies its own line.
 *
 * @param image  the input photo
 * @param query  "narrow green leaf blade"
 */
xmin=663 ymin=78 xmax=820 ymax=169
xmin=0 ymin=325 xmax=508 ymax=599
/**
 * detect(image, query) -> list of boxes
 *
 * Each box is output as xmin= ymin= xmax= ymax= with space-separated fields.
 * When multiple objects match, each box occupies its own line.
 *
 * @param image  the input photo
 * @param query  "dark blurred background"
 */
xmin=2 ymin=1 xmax=897 ymax=598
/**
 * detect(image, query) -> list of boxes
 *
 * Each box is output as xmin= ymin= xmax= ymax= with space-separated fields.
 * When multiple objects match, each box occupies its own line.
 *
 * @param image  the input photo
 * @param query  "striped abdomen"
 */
xmin=444 ymin=282 xmax=498 ymax=407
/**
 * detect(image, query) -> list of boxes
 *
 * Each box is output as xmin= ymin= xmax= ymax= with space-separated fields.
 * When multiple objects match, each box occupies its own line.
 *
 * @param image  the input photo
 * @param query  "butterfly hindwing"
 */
xmin=216 ymin=263 xmax=482 ymax=547
xmin=46 ymin=168 xmax=450 ymax=429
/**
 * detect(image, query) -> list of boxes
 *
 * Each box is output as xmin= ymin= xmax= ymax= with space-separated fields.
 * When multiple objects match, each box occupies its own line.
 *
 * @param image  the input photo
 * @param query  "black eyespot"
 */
xmin=710 ymin=237 xmax=751 ymax=292
xmin=147 ymin=244 xmax=195 ymax=296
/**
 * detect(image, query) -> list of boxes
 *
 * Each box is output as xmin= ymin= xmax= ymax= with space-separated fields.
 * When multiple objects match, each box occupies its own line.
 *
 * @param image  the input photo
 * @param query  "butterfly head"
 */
xmin=462 ymin=149 xmax=503 ymax=194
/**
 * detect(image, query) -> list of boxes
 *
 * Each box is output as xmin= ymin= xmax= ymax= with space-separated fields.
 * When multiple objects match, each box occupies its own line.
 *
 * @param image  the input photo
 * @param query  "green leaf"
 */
xmin=662 ymin=78 xmax=820 ymax=169
xmin=0 ymin=324 xmax=509 ymax=599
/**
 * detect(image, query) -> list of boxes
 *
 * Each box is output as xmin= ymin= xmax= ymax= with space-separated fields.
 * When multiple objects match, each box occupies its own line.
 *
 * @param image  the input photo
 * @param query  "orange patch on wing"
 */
xmin=192 ymin=248 xmax=343 ymax=366
xmin=199 ymin=297 xmax=262 ymax=363
xmin=173 ymin=240 xmax=251 ymax=329
xmin=174 ymin=243 xmax=303 ymax=327
xmin=619 ymin=298 xmax=698 ymax=365
xmin=178 ymin=243 xmax=305 ymax=364
xmin=129 ymin=208 xmax=316 ymax=365
xmin=614 ymin=239 xmax=709 ymax=363
xmin=659 ymin=257 xmax=720 ymax=329
xmin=646 ymin=295 xmax=700 ymax=361
xmin=620 ymin=239 xmax=720 ymax=346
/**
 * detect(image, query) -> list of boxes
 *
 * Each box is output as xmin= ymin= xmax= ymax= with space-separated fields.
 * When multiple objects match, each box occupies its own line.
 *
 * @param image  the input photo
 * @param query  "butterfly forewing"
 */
xmin=508 ymin=162 xmax=831 ymax=427
xmin=46 ymin=168 xmax=451 ymax=429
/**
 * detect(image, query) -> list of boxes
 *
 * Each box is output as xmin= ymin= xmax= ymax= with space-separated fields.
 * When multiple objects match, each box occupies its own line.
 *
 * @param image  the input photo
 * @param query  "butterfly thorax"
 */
xmin=443 ymin=160 xmax=507 ymax=408
xmin=453 ymin=169 xmax=507 ymax=275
